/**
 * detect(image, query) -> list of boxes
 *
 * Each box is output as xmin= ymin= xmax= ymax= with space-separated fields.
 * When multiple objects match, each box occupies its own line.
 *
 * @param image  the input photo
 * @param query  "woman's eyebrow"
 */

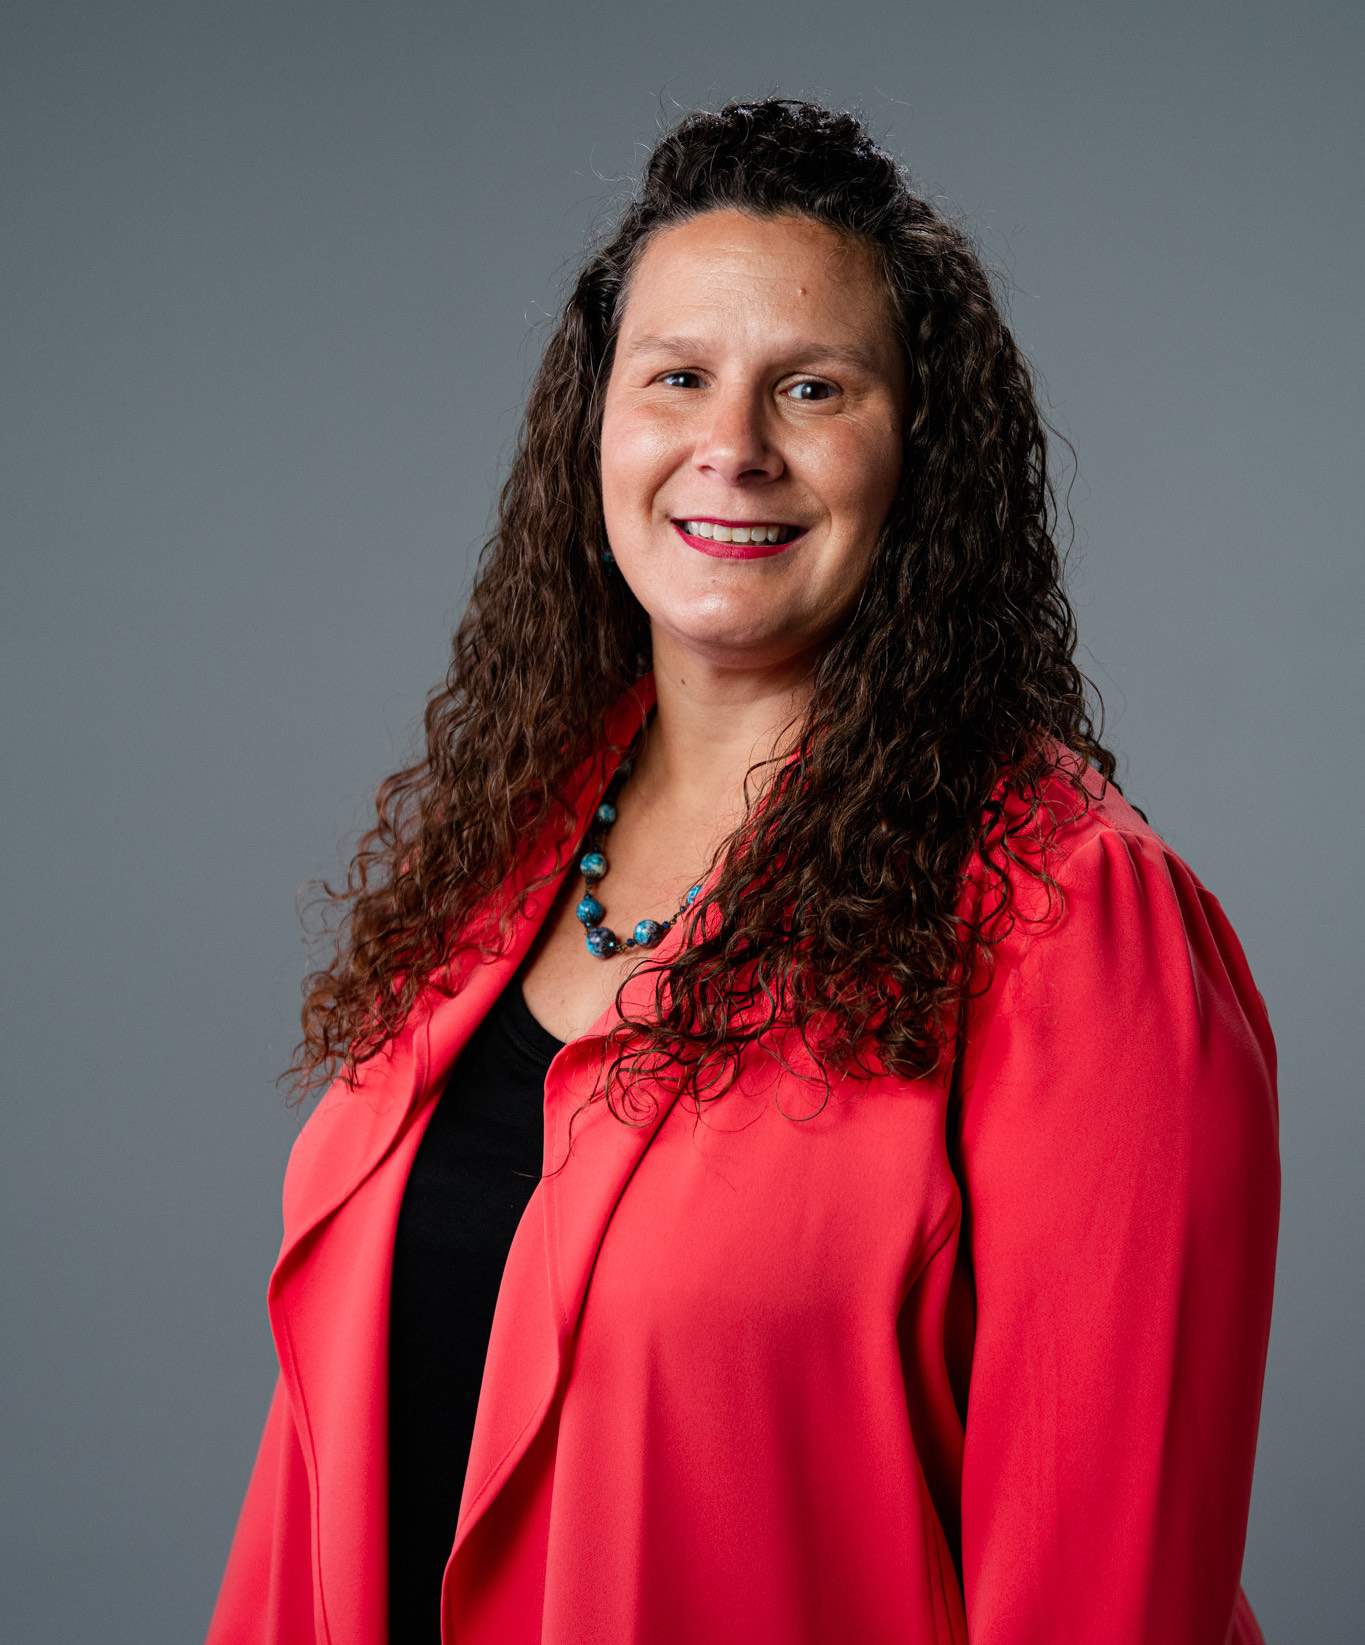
xmin=619 ymin=333 xmax=886 ymax=372
xmin=618 ymin=333 xmax=708 ymax=361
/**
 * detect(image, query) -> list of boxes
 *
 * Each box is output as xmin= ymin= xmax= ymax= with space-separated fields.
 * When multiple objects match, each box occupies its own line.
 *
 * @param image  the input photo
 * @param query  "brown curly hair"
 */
xmin=290 ymin=98 xmax=1114 ymax=1106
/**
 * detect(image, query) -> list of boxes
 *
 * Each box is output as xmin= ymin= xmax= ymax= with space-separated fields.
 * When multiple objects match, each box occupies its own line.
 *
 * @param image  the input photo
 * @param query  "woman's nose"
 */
xmin=691 ymin=385 xmax=783 ymax=484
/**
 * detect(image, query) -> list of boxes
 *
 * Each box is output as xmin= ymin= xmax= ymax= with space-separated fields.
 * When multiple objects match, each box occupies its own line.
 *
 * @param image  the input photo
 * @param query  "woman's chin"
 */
xmin=647 ymin=610 xmax=824 ymax=677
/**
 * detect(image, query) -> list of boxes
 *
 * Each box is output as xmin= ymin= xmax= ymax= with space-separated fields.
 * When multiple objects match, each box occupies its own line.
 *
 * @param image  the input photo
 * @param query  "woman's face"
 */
xmin=600 ymin=208 xmax=906 ymax=678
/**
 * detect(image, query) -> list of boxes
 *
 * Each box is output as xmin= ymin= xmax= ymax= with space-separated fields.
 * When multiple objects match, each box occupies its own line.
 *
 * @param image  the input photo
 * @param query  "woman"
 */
xmin=208 ymin=101 xmax=1278 ymax=1644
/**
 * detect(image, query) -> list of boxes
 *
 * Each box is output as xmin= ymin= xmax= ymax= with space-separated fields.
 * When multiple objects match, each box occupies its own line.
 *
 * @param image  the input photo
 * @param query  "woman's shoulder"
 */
xmin=981 ymin=745 xmax=1273 ymax=1069
xmin=1006 ymin=745 xmax=1197 ymax=916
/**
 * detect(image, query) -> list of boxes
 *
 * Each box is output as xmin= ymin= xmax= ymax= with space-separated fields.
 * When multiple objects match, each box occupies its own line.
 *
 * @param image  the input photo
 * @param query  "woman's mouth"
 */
xmin=671 ymin=519 xmax=805 ymax=559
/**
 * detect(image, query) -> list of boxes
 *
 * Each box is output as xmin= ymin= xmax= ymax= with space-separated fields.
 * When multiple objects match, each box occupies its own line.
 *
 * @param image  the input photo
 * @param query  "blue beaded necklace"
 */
xmin=574 ymin=720 xmax=702 ymax=959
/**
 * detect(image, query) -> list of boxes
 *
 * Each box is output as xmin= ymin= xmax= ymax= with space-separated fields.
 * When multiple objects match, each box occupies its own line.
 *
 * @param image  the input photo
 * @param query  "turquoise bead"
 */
xmin=585 ymin=926 xmax=618 ymax=958
xmin=685 ymin=885 xmax=701 ymax=904
xmin=579 ymin=851 xmax=608 ymax=880
xmin=595 ymin=802 xmax=618 ymax=827
xmin=576 ymin=895 xmax=605 ymax=927
xmin=633 ymin=919 xmax=664 ymax=948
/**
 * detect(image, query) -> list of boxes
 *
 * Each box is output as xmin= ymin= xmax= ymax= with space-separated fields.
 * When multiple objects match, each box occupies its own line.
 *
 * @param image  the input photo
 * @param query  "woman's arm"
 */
xmin=954 ymin=821 xmax=1279 ymax=1643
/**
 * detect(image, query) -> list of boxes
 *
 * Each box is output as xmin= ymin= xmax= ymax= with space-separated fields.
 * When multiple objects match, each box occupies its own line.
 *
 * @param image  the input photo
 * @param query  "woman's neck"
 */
xmin=634 ymin=632 xmax=814 ymax=833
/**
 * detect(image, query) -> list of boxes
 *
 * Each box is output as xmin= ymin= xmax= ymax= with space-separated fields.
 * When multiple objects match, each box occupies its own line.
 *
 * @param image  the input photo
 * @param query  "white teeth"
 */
xmin=681 ymin=520 xmax=792 ymax=544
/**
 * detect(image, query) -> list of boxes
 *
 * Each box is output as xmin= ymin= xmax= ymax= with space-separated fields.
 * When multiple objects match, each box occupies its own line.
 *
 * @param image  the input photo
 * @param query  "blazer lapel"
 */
xmin=452 ymin=1014 xmax=683 ymax=1547
xmin=450 ymin=860 xmax=701 ymax=1584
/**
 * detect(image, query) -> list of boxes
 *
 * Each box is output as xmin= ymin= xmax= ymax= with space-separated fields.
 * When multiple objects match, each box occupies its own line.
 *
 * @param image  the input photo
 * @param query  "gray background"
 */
xmin=2 ymin=0 xmax=1361 ymax=1639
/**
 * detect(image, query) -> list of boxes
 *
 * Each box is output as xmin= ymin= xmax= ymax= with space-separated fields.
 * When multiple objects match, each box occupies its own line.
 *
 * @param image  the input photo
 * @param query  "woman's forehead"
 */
xmin=618 ymin=209 xmax=896 ymax=353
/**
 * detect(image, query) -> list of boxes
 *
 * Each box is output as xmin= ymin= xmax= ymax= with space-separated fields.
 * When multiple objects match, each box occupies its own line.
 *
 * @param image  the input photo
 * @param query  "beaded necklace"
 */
xmin=574 ymin=718 xmax=702 ymax=959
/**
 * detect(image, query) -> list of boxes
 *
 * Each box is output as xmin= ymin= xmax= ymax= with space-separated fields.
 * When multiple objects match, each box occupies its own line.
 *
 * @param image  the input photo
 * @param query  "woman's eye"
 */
xmin=660 ymin=370 xmax=703 ymax=388
xmin=785 ymin=379 xmax=837 ymax=402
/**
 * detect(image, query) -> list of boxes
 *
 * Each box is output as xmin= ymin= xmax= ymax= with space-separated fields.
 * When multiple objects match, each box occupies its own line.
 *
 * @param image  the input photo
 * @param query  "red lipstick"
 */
xmin=670 ymin=518 xmax=805 ymax=560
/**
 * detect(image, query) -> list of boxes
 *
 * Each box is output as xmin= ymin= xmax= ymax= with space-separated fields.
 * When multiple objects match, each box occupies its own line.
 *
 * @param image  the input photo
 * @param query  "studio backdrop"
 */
xmin=2 ymin=2 xmax=1361 ymax=1641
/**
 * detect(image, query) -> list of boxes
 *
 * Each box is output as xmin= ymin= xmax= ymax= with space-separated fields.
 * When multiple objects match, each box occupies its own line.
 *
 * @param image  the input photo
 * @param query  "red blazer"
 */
xmin=208 ymin=680 xmax=1279 ymax=1644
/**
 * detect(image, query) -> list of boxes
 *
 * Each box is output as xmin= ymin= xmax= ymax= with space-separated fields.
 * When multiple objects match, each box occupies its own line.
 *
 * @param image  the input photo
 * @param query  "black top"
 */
xmin=387 ymin=978 xmax=564 ymax=1645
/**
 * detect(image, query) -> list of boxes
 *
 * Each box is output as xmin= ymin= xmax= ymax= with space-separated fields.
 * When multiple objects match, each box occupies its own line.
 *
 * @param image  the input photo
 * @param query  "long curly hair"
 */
xmin=290 ymin=98 xmax=1114 ymax=1106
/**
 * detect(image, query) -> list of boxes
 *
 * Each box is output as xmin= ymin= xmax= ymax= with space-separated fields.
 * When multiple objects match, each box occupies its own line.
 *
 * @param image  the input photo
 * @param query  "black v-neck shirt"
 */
xmin=387 ymin=978 xmax=564 ymax=1645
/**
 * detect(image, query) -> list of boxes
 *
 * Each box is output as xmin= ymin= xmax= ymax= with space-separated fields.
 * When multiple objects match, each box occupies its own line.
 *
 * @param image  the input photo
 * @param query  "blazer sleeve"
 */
xmin=954 ymin=822 xmax=1279 ymax=1644
xmin=205 ymin=1374 xmax=319 ymax=1645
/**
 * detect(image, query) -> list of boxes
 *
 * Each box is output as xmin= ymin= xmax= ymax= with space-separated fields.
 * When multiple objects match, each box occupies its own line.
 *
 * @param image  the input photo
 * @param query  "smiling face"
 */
xmin=599 ymin=209 xmax=907 ymax=679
